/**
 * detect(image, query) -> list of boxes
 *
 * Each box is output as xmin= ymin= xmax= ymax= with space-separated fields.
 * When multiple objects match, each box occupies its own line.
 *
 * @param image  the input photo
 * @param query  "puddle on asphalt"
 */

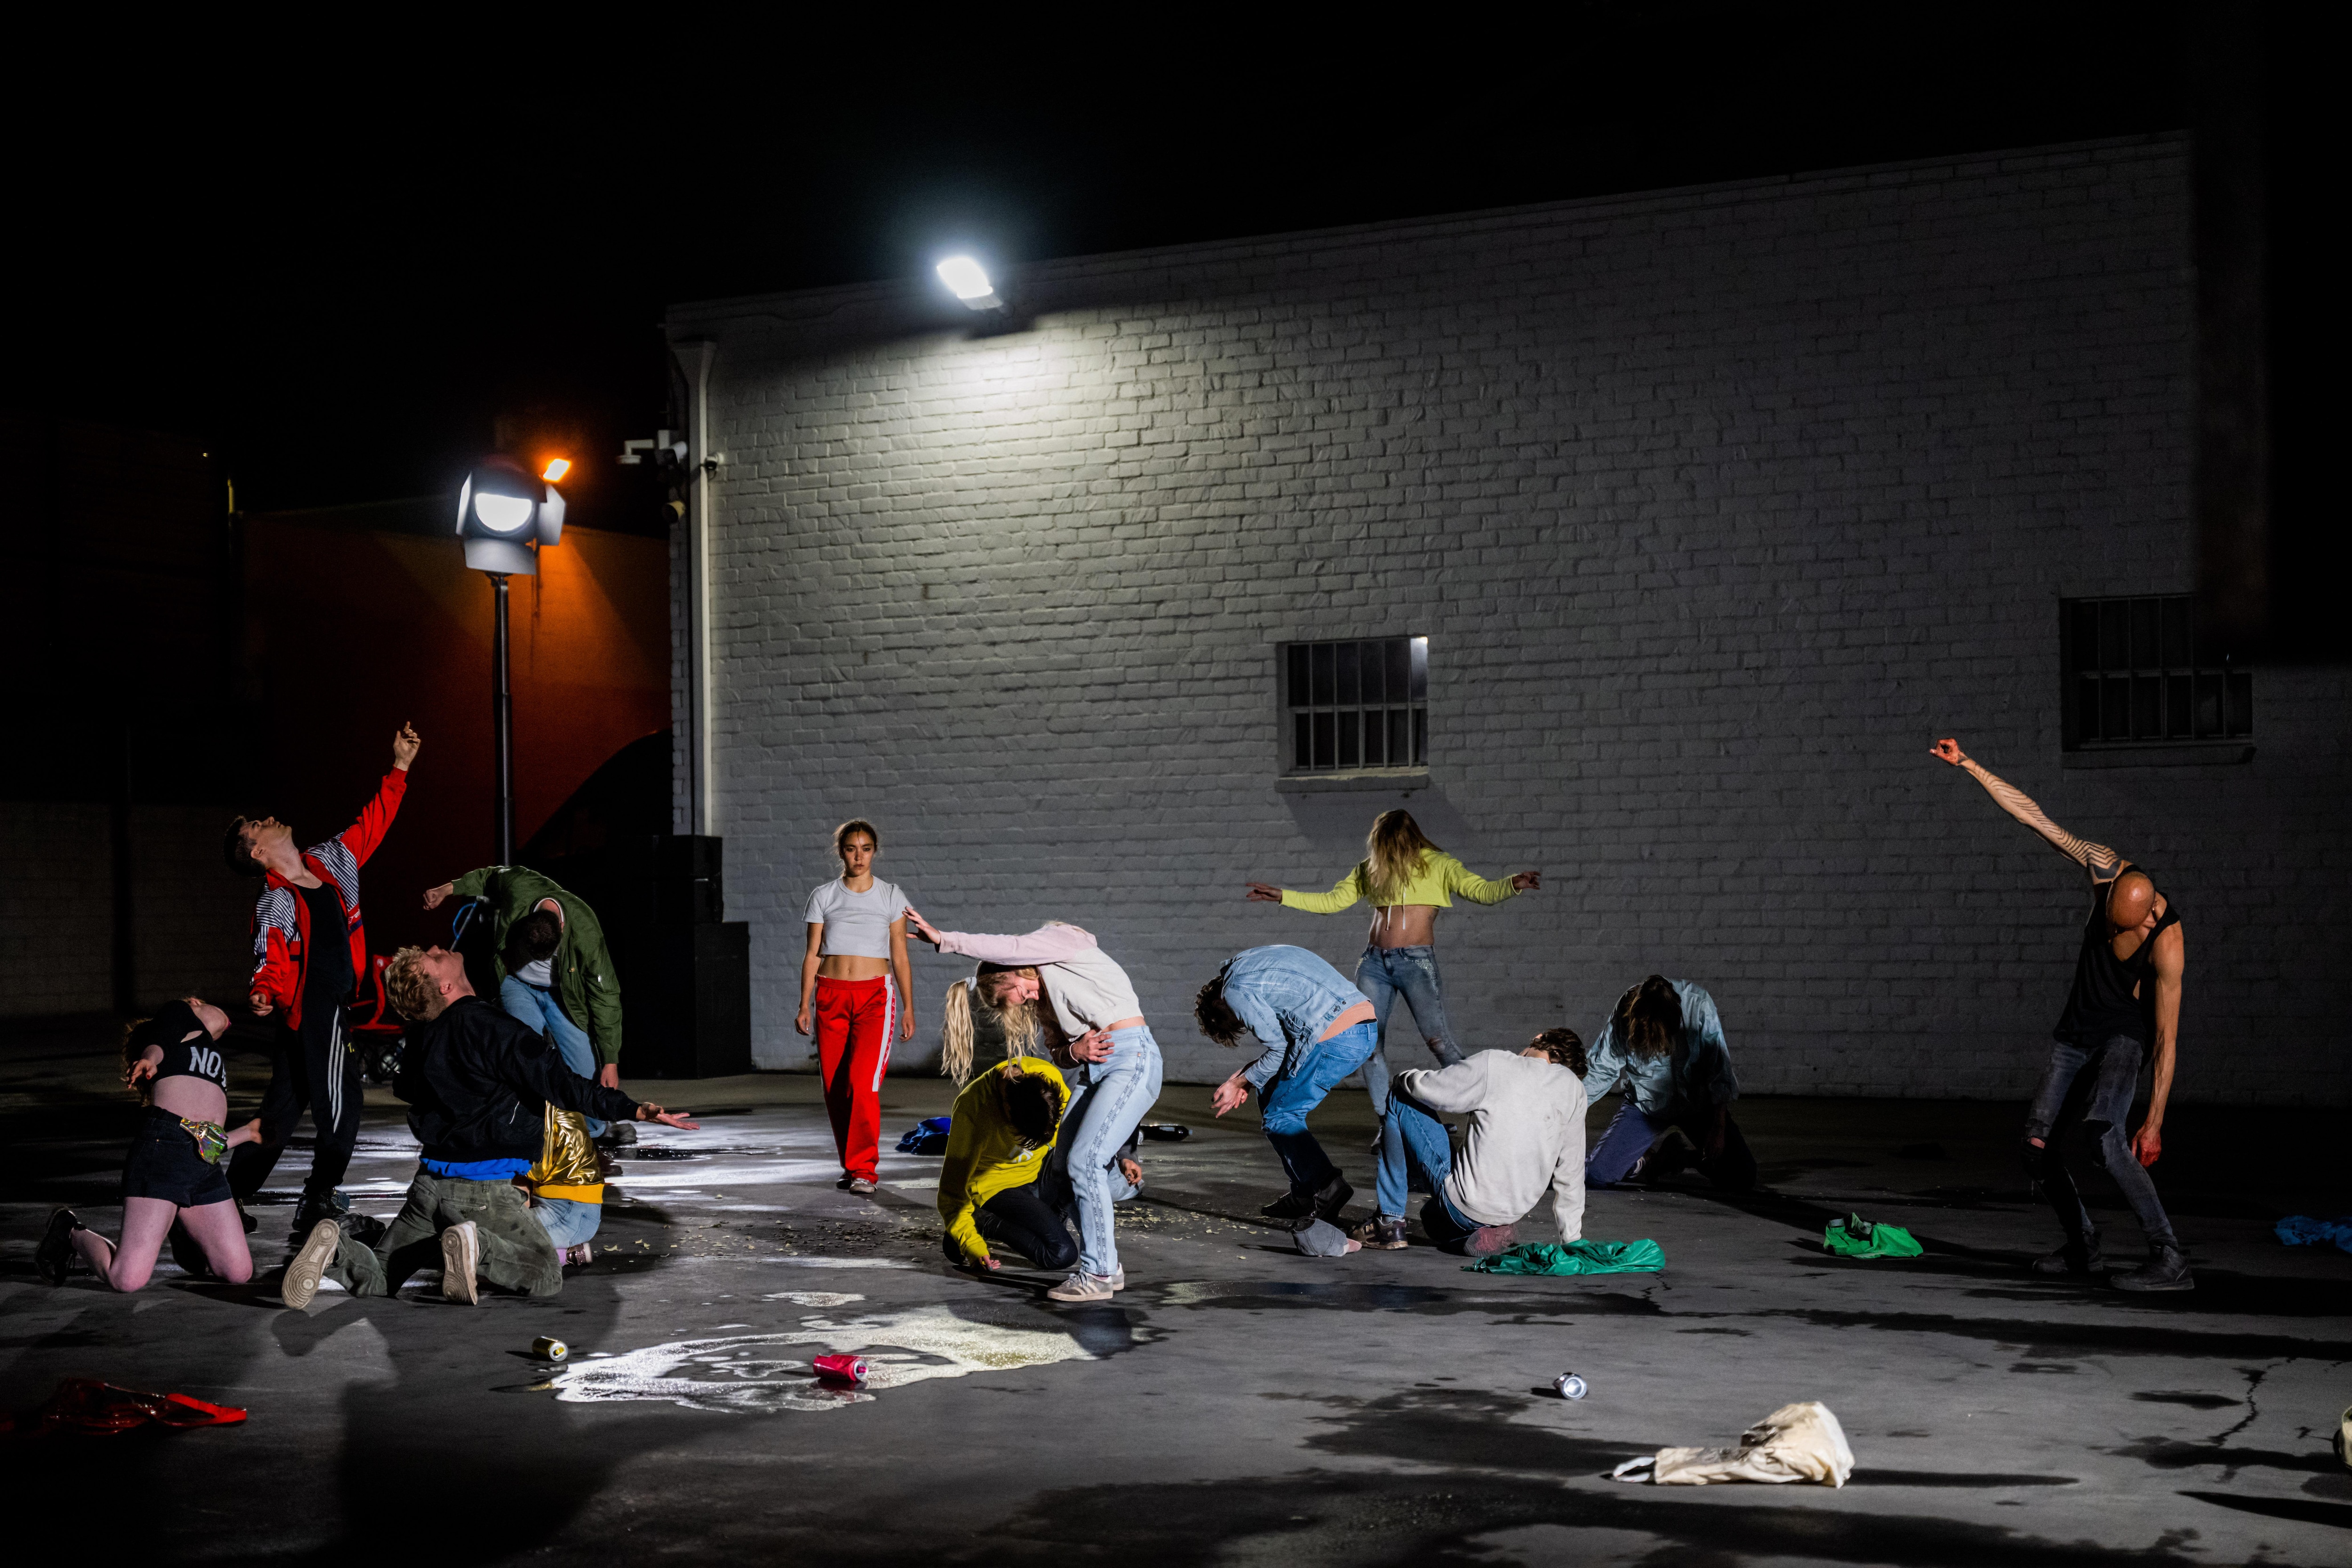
xmin=549 ymin=1298 xmax=1097 ymax=1413
xmin=764 ymin=1291 xmax=867 ymax=1307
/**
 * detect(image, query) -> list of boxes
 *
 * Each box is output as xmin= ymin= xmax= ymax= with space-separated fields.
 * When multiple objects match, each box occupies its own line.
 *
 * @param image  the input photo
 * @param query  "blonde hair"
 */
xmin=383 ymin=946 xmax=437 ymax=1021
xmin=940 ymin=965 xmax=1053 ymax=1086
xmin=1364 ymin=810 xmax=1439 ymax=902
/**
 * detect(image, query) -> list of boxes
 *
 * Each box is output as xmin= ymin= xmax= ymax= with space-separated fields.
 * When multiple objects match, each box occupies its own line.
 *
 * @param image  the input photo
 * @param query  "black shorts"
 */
xmin=121 ymin=1107 xmax=234 ymax=1208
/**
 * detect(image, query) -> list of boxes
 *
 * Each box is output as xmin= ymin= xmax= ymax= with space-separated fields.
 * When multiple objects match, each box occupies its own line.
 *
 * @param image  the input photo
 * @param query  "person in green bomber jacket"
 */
xmin=423 ymin=866 xmax=629 ymax=1144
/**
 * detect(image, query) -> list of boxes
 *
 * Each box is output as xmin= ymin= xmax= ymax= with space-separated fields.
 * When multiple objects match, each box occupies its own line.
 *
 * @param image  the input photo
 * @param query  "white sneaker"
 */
xmin=1104 ymin=1267 xmax=1127 ymax=1291
xmin=440 ymin=1220 xmax=481 ymax=1305
xmin=281 ymin=1218 xmax=341 ymax=1310
xmin=1047 ymin=1270 xmax=1115 ymax=1303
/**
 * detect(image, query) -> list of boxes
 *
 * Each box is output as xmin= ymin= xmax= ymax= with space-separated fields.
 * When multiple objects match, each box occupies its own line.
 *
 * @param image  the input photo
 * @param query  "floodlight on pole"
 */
xmin=454 ymin=454 xmax=568 ymax=861
xmin=936 ymin=255 xmax=1000 ymax=310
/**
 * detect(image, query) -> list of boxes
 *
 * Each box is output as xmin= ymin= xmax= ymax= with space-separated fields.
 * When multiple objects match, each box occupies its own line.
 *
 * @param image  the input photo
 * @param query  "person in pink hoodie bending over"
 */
xmin=910 ymin=914 xmax=1161 ymax=1305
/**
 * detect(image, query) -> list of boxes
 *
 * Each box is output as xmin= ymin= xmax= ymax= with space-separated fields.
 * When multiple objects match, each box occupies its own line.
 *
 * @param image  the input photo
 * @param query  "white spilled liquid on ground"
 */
xmin=549 ymin=1298 xmax=1097 ymax=1414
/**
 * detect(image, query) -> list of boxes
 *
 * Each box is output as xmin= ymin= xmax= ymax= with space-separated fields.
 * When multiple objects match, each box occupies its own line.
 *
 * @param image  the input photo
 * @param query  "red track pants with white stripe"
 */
xmin=815 ymin=974 xmax=896 ymax=1181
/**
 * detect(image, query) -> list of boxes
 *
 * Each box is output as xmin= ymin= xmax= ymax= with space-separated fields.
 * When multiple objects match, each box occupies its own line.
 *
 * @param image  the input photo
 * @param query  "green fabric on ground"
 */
xmin=1822 ymin=1212 xmax=1923 ymax=1259
xmin=1465 ymin=1239 xmax=1664 ymax=1275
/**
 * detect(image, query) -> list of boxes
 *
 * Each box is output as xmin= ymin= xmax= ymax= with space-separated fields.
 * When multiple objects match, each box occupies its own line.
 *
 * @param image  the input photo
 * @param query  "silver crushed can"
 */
xmin=532 ymin=1336 xmax=570 ymax=1363
xmin=1554 ymin=1373 xmax=1587 ymax=1400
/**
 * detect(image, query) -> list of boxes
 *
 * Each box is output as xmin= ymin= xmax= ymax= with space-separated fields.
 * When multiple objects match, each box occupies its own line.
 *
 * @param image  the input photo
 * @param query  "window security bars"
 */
xmin=2061 ymin=595 xmax=2250 ymax=749
xmin=1283 ymin=637 xmax=1428 ymax=772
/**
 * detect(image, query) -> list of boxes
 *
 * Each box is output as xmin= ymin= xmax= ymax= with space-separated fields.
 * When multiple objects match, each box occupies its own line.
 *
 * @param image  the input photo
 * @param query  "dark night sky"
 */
xmin=9 ymin=6 xmax=2185 ymax=528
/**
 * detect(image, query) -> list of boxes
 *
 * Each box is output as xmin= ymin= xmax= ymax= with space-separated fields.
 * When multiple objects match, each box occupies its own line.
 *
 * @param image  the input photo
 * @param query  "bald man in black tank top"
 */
xmin=1932 ymin=738 xmax=2192 ymax=1293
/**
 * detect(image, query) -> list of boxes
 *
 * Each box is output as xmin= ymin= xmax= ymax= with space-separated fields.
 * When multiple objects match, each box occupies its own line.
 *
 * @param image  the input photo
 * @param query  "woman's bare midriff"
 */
xmin=1368 ymin=905 xmax=1438 ymax=948
xmin=818 ymin=955 xmax=892 ymax=981
xmin=151 ymin=1077 xmax=229 ymax=1126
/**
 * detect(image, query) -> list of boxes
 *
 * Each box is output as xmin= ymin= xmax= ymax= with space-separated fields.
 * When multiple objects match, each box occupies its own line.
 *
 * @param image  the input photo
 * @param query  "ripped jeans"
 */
xmin=1354 ymin=945 xmax=1463 ymax=1119
xmin=2025 ymin=1032 xmax=2177 ymax=1250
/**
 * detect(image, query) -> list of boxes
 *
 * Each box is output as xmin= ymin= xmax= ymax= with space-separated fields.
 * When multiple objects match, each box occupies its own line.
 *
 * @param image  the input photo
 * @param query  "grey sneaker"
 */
xmin=440 ymin=1220 xmax=482 ymax=1305
xmin=1104 ymin=1267 xmax=1127 ymax=1291
xmin=2112 ymin=1243 xmax=2194 ymax=1293
xmin=1353 ymin=1216 xmax=1409 ymax=1250
xmin=848 ymin=1177 xmax=878 ymax=1196
xmin=1046 ymin=1270 xmax=1116 ymax=1303
xmin=281 ymin=1218 xmax=342 ymax=1310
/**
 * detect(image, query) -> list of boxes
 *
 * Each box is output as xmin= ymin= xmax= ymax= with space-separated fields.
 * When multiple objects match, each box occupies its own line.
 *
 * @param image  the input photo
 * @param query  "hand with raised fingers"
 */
xmin=392 ymin=723 xmax=422 ymax=771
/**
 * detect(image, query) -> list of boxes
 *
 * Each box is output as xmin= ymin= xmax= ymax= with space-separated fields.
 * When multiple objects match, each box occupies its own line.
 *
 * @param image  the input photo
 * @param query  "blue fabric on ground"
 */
xmin=896 ymin=1116 xmax=952 ymax=1155
xmin=1465 ymin=1239 xmax=1664 ymax=1275
xmin=2274 ymin=1215 xmax=2352 ymax=1254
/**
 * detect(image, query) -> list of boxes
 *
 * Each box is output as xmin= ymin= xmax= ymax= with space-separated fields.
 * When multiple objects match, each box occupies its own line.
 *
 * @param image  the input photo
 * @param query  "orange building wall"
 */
xmin=241 ymin=519 xmax=669 ymax=957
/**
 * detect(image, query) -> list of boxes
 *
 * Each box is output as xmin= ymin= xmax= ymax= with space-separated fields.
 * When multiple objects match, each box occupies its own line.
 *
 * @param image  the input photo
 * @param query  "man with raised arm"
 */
xmin=224 ymin=723 xmax=420 ymax=1234
xmin=1931 ymin=737 xmax=2192 ymax=1292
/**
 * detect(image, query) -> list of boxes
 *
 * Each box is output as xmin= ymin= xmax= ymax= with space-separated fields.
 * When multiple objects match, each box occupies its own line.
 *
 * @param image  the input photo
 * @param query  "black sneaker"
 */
xmin=291 ymin=1189 xmax=352 ymax=1233
xmin=238 ymin=1201 xmax=257 ymax=1235
xmin=1307 ymin=1174 xmax=1354 ymax=1229
xmin=597 ymin=1122 xmax=637 ymax=1149
xmin=1352 ymin=1216 xmax=1408 ymax=1250
xmin=2113 ymin=1243 xmax=2195 ymax=1293
xmin=2030 ymin=1232 xmax=2103 ymax=1277
xmin=337 ymin=1211 xmax=388 ymax=1249
xmin=1260 ymin=1189 xmax=1314 ymax=1222
xmin=37 ymin=1208 xmax=82 ymax=1285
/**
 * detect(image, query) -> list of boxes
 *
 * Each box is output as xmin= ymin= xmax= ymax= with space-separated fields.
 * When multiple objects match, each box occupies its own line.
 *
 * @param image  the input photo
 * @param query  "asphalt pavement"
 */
xmin=4 ymin=1019 xmax=2350 ymax=1565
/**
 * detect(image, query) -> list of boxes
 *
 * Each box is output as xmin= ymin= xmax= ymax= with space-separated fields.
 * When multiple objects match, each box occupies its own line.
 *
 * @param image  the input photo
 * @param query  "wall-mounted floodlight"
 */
xmin=541 ymin=457 xmax=571 ymax=483
xmin=936 ymin=255 xmax=1001 ymax=310
xmin=454 ymin=454 xmax=566 ymax=576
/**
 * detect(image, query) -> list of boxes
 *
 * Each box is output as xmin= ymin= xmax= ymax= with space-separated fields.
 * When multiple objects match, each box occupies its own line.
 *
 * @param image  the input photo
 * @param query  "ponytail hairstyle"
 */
xmin=834 ymin=819 xmax=881 ymax=861
xmin=940 ymin=963 xmax=1050 ymax=1086
xmin=1364 ymin=810 xmax=1439 ymax=902
xmin=1615 ymin=975 xmax=1684 ymax=1062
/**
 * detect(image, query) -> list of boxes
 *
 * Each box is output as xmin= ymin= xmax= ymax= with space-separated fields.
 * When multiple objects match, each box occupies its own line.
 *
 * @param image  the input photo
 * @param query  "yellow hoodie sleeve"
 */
xmin=936 ymin=1087 xmax=992 ymax=1265
xmin=1442 ymin=854 xmax=1521 ymax=906
xmin=1280 ymin=863 xmax=1369 ymax=914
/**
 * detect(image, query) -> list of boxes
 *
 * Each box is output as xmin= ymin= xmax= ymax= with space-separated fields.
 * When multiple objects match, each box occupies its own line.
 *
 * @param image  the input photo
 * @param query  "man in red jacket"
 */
xmin=223 ymin=723 xmax=421 ymax=1232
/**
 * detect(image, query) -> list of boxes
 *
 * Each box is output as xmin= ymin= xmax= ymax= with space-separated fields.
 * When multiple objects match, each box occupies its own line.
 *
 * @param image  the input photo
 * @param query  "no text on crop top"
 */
xmin=805 ymin=877 xmax=911 ymax=959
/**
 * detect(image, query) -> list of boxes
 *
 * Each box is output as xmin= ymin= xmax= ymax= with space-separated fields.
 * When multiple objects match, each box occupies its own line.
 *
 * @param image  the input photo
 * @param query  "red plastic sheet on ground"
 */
xmin=2 ymin=1378 xmax=246 ymax=1436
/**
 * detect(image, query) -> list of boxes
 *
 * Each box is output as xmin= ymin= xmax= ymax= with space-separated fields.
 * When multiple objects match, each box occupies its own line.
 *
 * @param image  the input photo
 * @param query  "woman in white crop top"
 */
xmin=795 ymin=820 xmax=916 ymax=1195
xmin=911 ymin=910 xmax=1163 ymax=1305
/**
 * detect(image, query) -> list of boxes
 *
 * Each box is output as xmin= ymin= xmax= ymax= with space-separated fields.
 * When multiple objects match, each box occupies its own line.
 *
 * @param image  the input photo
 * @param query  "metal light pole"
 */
xmin=491 ymin=571 xmax=514 ymax=861
xmin=456 ymin=455 xmax=566 ymax=867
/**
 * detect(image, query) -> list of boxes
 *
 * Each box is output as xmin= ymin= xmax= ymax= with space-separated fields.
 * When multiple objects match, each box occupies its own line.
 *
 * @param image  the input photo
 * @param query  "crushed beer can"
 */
xmin=532 ymin=1337 xmax=570 ymax=1363
xmin=811 ymin=1353 xmax=869 ymax=1385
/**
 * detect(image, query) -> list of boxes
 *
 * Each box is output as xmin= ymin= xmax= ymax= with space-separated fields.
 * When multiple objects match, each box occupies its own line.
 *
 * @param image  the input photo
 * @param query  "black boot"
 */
xmin=1306 ymin=1173 xmax=1354 ymax=1229
xmin=2113 ymin=1243 xmax=2195 ymax=1293
xmin=2030 ymin=1225 xmax=2103 ymax=1277
xmin=290 ymin=1187 xmax=350 ymax=1233
xmin=1260 ymin=1189 xmax=1314 ymax=1222
xmin=36 ymin=1208 xmax=83 ymax=1285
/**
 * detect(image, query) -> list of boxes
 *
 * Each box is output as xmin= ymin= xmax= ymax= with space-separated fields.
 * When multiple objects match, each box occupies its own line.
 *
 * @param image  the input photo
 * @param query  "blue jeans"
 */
xmin=1584 ymin=1098 xmax=1758 ymax=1190
xmin=2026 ymin=1033 xmax=2176 ymax=1250
xmin=1040 ymin=1025 xmax=1162 ymax=1277
xmin=500 ymin=977 xmax=605 ymax=1138
xmin=1375 ymin=1092 xmax=1484 ymax=1247
xmin=1259 ymin=1019 xmax=1381 ymax=1197
xmin=533 ymin=1196 xmax=601 ymax=1249
xmin=1353 ymin=945 xmax=1463 ymax=1118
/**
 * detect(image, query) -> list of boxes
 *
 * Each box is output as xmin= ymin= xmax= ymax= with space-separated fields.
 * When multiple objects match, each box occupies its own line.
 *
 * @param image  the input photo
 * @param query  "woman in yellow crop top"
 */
xmin=1246 ymin=810 xmax=1539 ymax=1120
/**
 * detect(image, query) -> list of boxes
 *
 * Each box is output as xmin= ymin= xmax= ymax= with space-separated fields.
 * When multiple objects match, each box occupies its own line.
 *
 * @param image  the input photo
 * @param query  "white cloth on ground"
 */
xmin=1395 ymin=1051 xmax=1587 ymax=1241
xmin=1610 ymin=1402 xmax=1854 ymax=1487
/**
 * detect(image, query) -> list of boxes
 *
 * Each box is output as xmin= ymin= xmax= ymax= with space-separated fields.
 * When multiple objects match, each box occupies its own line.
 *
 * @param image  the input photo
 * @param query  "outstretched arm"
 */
xmin=2133 ymin=923 xmax=2185 ymax=1166
xmin=1930 ymin=739 xmax=2121 ymax=880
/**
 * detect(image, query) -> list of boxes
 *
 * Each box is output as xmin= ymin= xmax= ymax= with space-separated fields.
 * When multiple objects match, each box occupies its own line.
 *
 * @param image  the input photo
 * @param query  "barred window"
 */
xmin=1283 ymin=636 xmax=1427 ymax=773
xmin=2062 ymin=595 xmax=2250 ymax=749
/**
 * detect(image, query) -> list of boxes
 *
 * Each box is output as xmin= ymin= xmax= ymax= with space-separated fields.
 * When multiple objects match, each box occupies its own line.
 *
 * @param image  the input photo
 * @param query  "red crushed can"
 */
xmin=811 ymin=1353 xmax=869 ymax=1385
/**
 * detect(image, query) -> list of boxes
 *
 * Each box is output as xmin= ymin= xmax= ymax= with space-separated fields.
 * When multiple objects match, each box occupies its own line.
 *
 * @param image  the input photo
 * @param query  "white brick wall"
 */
xmin=668 ymin=135 xmax=2351 ymax=1106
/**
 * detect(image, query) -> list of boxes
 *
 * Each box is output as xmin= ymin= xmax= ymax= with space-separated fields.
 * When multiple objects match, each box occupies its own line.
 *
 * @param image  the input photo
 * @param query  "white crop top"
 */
xmin=804 ymin=877 xmax=910 ymax=958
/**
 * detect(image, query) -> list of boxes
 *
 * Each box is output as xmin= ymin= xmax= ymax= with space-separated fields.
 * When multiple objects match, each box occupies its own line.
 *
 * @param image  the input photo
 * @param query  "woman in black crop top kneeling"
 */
xmin=37 ymin=999 xmax=263 ymax=1291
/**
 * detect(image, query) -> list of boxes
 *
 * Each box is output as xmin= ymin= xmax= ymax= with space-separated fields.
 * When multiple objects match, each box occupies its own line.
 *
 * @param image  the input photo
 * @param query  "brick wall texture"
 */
xmin=666 ymin=135 xmax=2350 ymax=1106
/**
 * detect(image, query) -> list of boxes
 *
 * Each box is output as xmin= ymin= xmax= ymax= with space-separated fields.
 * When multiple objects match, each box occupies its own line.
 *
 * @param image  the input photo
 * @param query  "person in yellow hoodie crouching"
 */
xmin=938 ymin=1059 xmax=1078 ymax=1273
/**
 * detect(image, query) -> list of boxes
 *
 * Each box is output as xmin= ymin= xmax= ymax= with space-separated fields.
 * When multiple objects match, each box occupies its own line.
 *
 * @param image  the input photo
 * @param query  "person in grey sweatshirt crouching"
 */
xmin=1352 ymin=1028 xmax=1589 ymax=1253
